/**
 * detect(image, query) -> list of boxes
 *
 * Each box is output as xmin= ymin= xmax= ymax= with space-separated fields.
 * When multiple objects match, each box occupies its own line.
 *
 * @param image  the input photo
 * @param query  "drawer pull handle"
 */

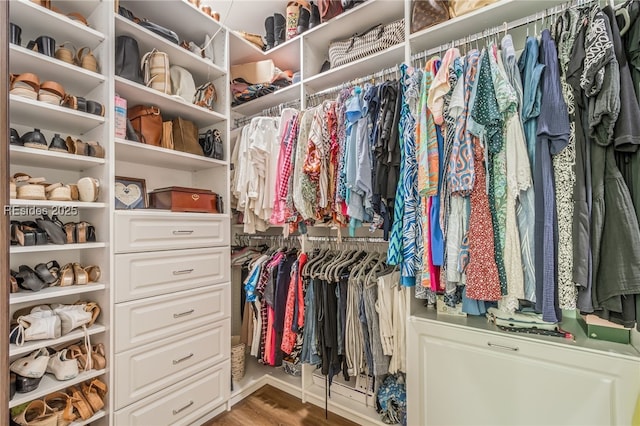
xmin=173 ymin=269 xmax=194 ymax=275
xmin=172 ymin=353 xmax=194 ymax=365
xmin=172 ymin=400 xmax=194 ymax=415
xmin=173 ymin=230 xmax=194 ymax=235
xmin=487 ymin=342 xmax=519 ymax=352
xmin=173 ymin=309 xmax=195 ymax=319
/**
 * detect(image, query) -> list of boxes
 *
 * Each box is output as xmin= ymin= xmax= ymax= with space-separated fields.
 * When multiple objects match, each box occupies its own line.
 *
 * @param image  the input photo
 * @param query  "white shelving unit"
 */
xmin=8 ymin=0 xmax=111 ymax=423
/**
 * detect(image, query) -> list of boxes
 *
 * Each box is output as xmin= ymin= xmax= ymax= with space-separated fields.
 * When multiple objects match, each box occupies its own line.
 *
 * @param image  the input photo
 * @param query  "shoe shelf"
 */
xmin=115 ymin=138 xmax=227 ymax=171
xmin=70 ymin=409 xmax=106 ymax=426
xmin=10 ymin=0 xmax=105 ymax=49
xmin=9 ymin=95 xmax=105 ymax=135
xmin=9 ymin=324 xmax=107 ymax=357
xmin=10 ymin=146 xmax=106 ymax=171
xmin=10 ymin=283 xmax=107 ymax=306
xmin=11 ymin=242 xmax=107 ymax=254
xmin=10 ymin=200 xmax=107 ymax=209
xmin=114 ymin=15 xmax=226 ymax=84
xmin=9 ymin=45 xmax=105 ymax=95
xmin=303 ymin=43 xmax=405 ymax=92
xmin=409 ymin=0 xmax=566 ymax=53
xmin=231 ymin=82 xmax=301 ymax=117
xmin=228 ymin=31 xmax=301 ymax=73
xmin=9 ymin=368 xmax=106 ymax=408
xmin=114 ymin=77 xmax=226 ymax=128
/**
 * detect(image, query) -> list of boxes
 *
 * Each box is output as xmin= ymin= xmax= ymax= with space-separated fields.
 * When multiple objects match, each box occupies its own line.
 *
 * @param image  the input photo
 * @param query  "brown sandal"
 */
xmin=59 ymin=263 xmax=75 ymax=286
xmin=44 ymin=391 xmax=77 ymax=425
xmin=68 ymin=385 xmax=94 ymax=420
xmin=85 ymin=265 xmax=101 ymax=283
xmin=73 ymin=263 xmax=88 ymax=285
xmin=76 ymin=47 xmax=98 ymax=72
xmin=81 ymin=379 xmax=107 ymax=412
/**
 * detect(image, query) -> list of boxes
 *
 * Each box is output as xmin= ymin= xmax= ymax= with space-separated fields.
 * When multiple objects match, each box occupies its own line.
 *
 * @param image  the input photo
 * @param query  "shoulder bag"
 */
xmin=328 ymin=19 xmax=404 ymax=68
xmin=127 ymin=105 xmax=162 ymax=146
xmin=115 ymin=36 xmax=143 ymax=84
xmin=142 ymin=49 xmax=170 ymax=94
xmin=193 ymin=82 xmax=217 ymax=110
xmin=170 ymin=65 xmax=196 ymax=102
xmin=139 ymin=20 xmax=180 ymax=44
xmin=411 ymin=0 xmax=450 ymax=33
xmin=199 ymin=129 xmax=224 ymax=160
xmin=172 ymin=118 xmax=203 ymax=156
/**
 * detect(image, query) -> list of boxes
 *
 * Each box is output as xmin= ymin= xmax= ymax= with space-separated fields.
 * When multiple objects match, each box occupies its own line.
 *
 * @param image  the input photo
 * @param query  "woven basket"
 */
xmin=231 ymin=336 xmax=246 ymax=381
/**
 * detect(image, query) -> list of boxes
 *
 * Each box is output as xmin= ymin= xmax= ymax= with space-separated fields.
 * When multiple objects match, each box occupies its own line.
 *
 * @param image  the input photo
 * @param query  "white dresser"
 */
xmin=113 ymin=211 xmax=231 ymax=424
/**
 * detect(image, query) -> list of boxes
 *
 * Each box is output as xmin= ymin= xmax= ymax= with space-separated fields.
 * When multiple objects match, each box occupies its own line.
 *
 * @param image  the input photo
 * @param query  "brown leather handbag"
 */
xmin=172 ymin=118 xmax=203 ymax=156
xmin=411 ymin=0 xmax=450 ymax=33
xmin=127 ymin=105 xmax=162 ymax=146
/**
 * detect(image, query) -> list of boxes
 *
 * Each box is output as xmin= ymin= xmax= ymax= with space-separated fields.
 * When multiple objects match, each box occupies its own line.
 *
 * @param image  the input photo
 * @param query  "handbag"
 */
xmin=411 ymin=0 xmax=450 ymax=33
xmin=138 ymin=20 xmax=180 ymax=44
xmin=127 ymin=105 xmax=162 ymax=146
xmin=328 ymin=19 xmax=404 ymax=68
xmin=318 ymin=0 xmax=343 ymax=22
xmin=199 ymin=129 xmax=224 ymax=159
xmin=448 ymin=0 xmax=497 ymax=17
xmin=172 ymin=118 xmax=203 ymax=156
xmin=115 ymin=36 xmax=143 ymax=84
xmin=142 ymin=49 xmax=170 ymax=94
xmin=186 ymin=34 xmax=216 ymax=62
xmin=162 ymin=120 xmax=174 ymax=149
xmin=170 ymin=65 xmax=196 ymax=102
xmin=193 ymin=82 xmax=217 ymax=110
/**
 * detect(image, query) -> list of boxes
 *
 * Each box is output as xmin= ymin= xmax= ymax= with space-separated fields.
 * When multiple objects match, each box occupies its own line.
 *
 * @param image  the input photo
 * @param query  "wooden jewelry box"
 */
xmin=148 ymin=186 xmax=220 ymax=213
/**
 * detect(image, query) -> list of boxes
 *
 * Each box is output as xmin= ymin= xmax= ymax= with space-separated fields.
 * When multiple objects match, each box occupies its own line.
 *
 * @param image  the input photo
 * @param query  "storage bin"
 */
xmin=231 ymin=335 xmax=245 ymax=381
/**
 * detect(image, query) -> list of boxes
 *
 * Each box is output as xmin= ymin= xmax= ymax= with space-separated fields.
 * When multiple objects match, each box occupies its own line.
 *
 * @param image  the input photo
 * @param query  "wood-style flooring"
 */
xmin=205 ymin=385 xmax=360 ymax=426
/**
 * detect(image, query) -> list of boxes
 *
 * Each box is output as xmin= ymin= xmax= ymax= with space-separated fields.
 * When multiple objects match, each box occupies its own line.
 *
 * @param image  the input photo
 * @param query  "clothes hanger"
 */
xmin=616 ymin=2 xmax=631 ymax=36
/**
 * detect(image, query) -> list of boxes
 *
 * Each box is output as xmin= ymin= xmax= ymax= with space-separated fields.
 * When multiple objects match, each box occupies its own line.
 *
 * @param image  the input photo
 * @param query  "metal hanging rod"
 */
xmin=306 ymin=236 xmax=387 ymax=243
xmin=411 ymin=0 xmax=596 ymax=62
xmin=232 ymin=99 xmax=301 ymax=130
xmin=306 ymin=64 xmax=401 ymax=105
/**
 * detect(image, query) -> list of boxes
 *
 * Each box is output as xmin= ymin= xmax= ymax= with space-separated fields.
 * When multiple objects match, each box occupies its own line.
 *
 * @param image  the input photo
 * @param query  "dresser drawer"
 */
xmin=114 ymin=211 xmax=229 ymax=253
xmin=114 ymin=361 xmax=229 ymax=426
xmin=114 ymin=247 xmax=230 ymax=302
xmin=114 ymin=320 xmax=229 ymax=409
xmin=115 ymin=284 xmax=230 ymax=353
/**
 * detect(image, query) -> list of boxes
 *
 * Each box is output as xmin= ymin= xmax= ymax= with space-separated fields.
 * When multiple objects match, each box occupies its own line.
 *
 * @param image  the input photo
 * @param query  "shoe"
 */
xmin=86 ymin=100 xmax=104 ymax=116
xmin=10 ymin=373 xmax=16 ymax=400
xmin=10 ymin=72 xmax=40 ymax=100
xmin=81 ymin=379 xmax=107 ymax=412
xmin=9 ymin=271 xmax=19 ymax=293
xmin=264 ymin=16 xmax=274 ymax=50
xmin=38 ymin=80 xmax=66 ymax=105
xmin=10 ymin=128 xmax=22 ymax=146
xmin=68 ymin=385 xmax=94 ymax=420
xmin=85 ymin=265 xmax=101 ymax=283
xmin=14 ymin=374 xmax=43 ymax=394
xmin=34 ymin=260 xmax=61 ymax=286
xmin=48 ymin=133 xmax=68 ymax=153
xmin=45 ymin=183 xmax=72 ymax=201
xmin=27 ymin=35 xmax=56 ymax=57
xmin=36 ymin=214 xmax=67 ymax=245
xmin=43 ymin=392 xmax=77 ymax=425
xmin=309 ymin=1 xmax=320 ymax=28
xmin=65 ymin=137 xmax=87 ymax=155
xmin=12 ymin=400 xmax=57 ymax=425
xmin=10 ymin=348 xmax=50 ymax=378
xmin=10 ymin=23 xmax=21 ymax=45
xmin=274 ymin=13 xmax=286 ymax=47
xmin=72 ymin=263 xmax=88 ymax=285
xmin=11 ymin=222 xmax=37 ymax=246
xmin=77 ymin=177 xmax=100 ymax=202
xmin=46 ymin=349 xmax=79 ymax=380
xmin=21 ymin=221 xmax=48 ymax=245
xmin=86 ymin=141 xmax=105 ymax=158
xmin=58 ymin=263 xmax=75 ymax=287
xmin=10 ymin=308 xmax=62 ymax=345
xmin=51 ymin=304 xmax=91 ymax=335
xmin=75 ymin=221 xmax=96 ymax=243
xmin=15 ymin=265 xmax=47 ymax=291
xmin=297 ymin=6 xmax=310 ymax=35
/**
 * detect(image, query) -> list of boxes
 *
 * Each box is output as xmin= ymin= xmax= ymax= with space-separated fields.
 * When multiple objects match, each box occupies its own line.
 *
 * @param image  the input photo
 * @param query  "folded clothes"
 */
xmin=486 ymin=307 xmax=558 ymax=331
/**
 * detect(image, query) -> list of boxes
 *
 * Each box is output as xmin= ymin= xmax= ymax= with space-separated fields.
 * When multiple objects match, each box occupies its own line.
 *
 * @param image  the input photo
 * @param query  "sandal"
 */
xmin=63 ymin=222 xmax=77 ymax=244
xmin=12 ymin=399 xmax=57 ymax=426
xmin=67 ymin=12 xmax=89 ymax=27
xmin=22 ymin=221 xmax=48 ymax=245
xmin=58 ymin=263 xmax=75 ymax=287
xmin=76 ymin=46 xmax=98 ymax=72
xmin=86 ymin=141 xmax=105 ymax=158
xmin=62 ymin=94 xmax=87 ymax=112
xmin=44 ymin=391 xmax=77 ymax=425
xmin=65 ymin=136 xmax=88 ymax=155
xmin=77 ymin=177 xmax=100 ymax=202
xmin=36 ymin=214 xmax=67 ymax=245
xmin=85 ymin=265 xmax=101 ymax=282
xmin=10 ymin=72 xmax=40 ymax=100
xmin=16 ymin=175 xmax=47 ymax=200
xmin=38 ymin=80 xmax=66 ymax=105
xmin=54 ymin=41 xmax=76 ymax=65
xmin=16 ymin=265 xmax=47 ymax=291
xmin=73 ymin=263 xmax=88 ymax=285
xmin=68 ymin=385 xmax=94 ymax=420
xmin=10 ymin=270 xmax=20 ymax=293
xmin=66 ymin=344 xmax=90 ymax=370
xmin=75 ymin=221 xmax=96 ymax=243
xmin=46 ymin=183 xmax=72 ymax=201
xmin=90 ymin=343 xmax=106 ymax=369
xmin=34 ymin=260 xmax=60 ymax=286
xmin=81 ymin=379 xmax=107 ymax=412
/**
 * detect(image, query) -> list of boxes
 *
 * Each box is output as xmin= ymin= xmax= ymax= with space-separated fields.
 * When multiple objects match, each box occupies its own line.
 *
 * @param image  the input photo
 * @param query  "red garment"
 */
xmin=466 ymin=138 xmax=501 ymax=301
xmin=281 ymin=253 xmax=307 ymax=354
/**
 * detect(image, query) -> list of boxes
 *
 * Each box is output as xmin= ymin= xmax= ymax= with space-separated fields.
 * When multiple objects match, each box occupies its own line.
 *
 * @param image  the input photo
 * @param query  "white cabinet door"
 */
xmin=407 ymin=318 xmax=640 ymax=426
